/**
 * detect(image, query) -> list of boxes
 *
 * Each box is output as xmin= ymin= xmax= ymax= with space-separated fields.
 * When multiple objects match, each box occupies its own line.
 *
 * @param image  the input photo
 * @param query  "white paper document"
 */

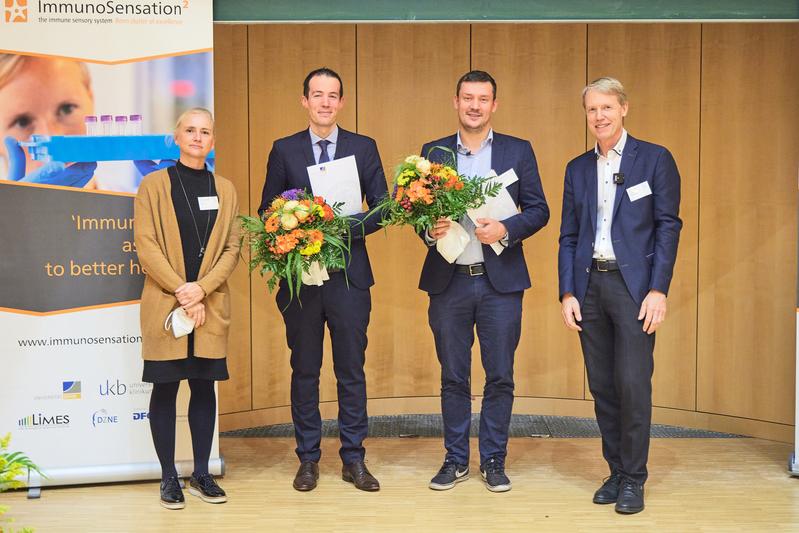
xmin=307 ymin=155 xmax=363 ymax=216
xmin=467 ymin=168 xmax=520 ymax=256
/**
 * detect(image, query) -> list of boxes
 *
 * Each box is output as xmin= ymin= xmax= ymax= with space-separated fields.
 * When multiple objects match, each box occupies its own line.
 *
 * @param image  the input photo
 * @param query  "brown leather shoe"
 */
xmin=342 ymin=461 xmax=380 ymax=492
xmin=293 ymin=461 xmax=319 ymax=491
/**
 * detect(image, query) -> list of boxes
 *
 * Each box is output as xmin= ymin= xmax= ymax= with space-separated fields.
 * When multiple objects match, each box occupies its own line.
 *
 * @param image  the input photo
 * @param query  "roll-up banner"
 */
xmin=0 ymin=0 xmax=219 ymax=488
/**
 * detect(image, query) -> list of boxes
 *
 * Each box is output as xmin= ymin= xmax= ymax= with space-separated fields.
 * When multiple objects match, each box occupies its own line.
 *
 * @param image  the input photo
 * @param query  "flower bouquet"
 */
xmin=375 ymin=149 xmax=502 ymax=262
xmin=240 ymin=188 xmax=351 ymax=300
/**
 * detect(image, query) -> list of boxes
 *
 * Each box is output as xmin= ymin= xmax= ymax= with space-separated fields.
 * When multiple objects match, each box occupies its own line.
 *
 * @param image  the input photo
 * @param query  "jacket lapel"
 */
xmin=490 ymin=133 xmax=506 ymax=175
xmin=301 ymin=129 xmax=316 ymax=167
xmin=611 ymin=135 xmax=639 ymax=221
xmin=334 ymin=128 xmax=349 ymax=160
xmin=585 ymin=153 xmax=598 ymax=235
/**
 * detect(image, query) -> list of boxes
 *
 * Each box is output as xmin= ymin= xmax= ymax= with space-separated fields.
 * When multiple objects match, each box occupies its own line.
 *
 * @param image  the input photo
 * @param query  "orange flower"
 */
xmin=322 ymin=204 xmax=335 ymax=221
xmin=407 ymin=178 xmax=433 ymax=205
xmin=307 ymin=229 xmax=324 ymax=242
xmin=270 ymin=233 xmax=299 ymax=254
xmin=291 ymin=229 xmax=306 ymax=239
xmin=454 ymin=181 xmax=464 ymax=190
xmin=395 ymin=186 xmax=405 ymax=201
xmin=264 ymin=215 xmax=280 ymax=233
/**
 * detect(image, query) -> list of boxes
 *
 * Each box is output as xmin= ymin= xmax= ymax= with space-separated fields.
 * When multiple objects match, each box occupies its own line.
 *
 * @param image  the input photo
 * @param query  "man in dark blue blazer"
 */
xmin=558 ymin=77 xmax=682 ymax=514
xmin=258 ymin=68 xmax=387 ymax=492
xmin=421 ymin=71 xmax=549 ymax=493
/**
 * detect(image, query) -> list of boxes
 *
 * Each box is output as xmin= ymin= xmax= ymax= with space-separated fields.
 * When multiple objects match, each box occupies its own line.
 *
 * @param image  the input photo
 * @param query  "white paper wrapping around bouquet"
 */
xmin=467 ymin=168 xmax=520 ymax=256
xmin=307 ymin=155 xmax=363 ymax=215
xmin=301 ymin=261 xmax=330 ymax=286
xmin=436 ymin=220 xmax=470 ymax=264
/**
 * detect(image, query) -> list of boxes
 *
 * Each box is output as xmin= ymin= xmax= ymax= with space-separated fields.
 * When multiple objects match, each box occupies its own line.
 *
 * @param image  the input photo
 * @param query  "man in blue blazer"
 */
xmin=259 ymin=68 xmax=387 ymax=492
xmin=421 ymin=71 xmax=549 ymax=493
xmin=558 ymin=77 xmax=682 ymax=514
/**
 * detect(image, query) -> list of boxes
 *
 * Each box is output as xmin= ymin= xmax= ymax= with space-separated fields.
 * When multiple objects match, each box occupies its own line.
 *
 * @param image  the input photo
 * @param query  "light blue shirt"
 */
xmin=309 ymin=125 xmax=339 ymax=164
xmin=454 ymin=129 xmax=493 ymax=265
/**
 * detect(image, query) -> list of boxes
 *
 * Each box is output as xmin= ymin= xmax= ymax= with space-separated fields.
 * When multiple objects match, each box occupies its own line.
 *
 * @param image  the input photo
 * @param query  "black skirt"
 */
xmin=142 ymin=332 xmax=229 ymax=384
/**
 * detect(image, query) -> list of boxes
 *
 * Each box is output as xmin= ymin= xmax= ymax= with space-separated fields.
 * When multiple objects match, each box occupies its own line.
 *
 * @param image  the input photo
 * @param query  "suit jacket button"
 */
xmin=585 ymin=267 xmax=590 ymax=273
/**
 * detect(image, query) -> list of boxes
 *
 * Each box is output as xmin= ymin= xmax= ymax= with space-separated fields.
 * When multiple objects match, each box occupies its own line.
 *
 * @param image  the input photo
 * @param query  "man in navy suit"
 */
xmin=259 ymin=68 xmax=387 ymax=492
xmin=558 ymin=77 xmax=682 ymax=514
xmin=420 ymin=71 xmax=549 ymax=493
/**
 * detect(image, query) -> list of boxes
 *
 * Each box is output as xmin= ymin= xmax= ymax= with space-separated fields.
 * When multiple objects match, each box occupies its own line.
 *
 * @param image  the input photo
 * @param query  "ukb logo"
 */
xmin=99 ymin=379 xmax=127 ymax=396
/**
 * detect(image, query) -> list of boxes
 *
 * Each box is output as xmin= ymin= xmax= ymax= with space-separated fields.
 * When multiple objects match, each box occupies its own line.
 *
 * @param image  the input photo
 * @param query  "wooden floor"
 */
xmin=3 ymin=437 xmax=799 ymax=532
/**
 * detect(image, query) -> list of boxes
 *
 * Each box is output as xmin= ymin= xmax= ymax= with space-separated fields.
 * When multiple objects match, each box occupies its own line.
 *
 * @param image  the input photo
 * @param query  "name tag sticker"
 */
xmin=626 ymin=181 xmax=652 ymax=202
xmin=198 ymin=196 xmax=219 ymax=210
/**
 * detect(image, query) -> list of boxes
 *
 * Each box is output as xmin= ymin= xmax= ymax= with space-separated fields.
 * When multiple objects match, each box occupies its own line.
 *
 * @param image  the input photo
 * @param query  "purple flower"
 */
xmin=281 ymin=188 xmax=304 ymax=201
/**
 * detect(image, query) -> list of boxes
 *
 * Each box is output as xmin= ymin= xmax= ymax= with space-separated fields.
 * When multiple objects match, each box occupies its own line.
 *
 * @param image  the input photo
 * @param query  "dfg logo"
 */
xmin=133 ymin=412 xmax=149 ymax=421
xmin=99 ymin=379 xmax=127 ymax=396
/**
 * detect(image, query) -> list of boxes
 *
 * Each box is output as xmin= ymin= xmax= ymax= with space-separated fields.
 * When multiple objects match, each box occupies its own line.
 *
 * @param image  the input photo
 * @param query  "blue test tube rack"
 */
xmin=22 ymin=134 xmax=215 ymax=162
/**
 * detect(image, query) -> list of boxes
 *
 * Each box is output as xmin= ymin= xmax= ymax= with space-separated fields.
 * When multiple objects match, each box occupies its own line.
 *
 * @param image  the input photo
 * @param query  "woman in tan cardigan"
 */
xmin=134 ymin=107 xmax=240 ymax=510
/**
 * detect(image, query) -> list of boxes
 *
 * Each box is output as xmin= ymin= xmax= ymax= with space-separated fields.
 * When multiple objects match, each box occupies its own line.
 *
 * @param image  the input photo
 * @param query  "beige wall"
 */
xmin=213 ymin=23 xmax=799 ymax=442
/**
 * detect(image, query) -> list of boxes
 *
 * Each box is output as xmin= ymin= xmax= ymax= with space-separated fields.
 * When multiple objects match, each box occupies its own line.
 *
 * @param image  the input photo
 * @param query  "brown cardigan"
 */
xmin=133 ymin=168 xmax=241 ymax=361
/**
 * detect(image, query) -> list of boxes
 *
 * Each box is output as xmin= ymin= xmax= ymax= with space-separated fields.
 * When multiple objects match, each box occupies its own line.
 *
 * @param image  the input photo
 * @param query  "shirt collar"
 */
xmin=594 ymin=128 xmax=627 ymax=160
xmin=456 ymin=129 xmax=493 ymax=155
xmin=309 ymin=125 xmax=339 ymax=146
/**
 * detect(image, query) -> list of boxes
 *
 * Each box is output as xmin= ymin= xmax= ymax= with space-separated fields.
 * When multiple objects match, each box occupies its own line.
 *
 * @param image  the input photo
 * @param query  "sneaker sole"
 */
xmin=593 ymin=495 xmax=618 ymax=504
xmin=481 ymin=472 xmax=512 ymax=493
xmin=160 ymin=499 xmax=185 ymax=510
xmin=188 ymin=487 xmax=227 ymax=504
xmin=429 ymin=473 xmax=470 ymax=491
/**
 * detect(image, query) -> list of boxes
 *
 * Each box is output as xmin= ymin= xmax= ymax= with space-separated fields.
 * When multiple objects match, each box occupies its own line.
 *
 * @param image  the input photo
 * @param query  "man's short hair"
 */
xmin=456 ymin=70 xmax=497 ymax=99
xmin=303 ymin=67 xmax=344 ymax=98
xmin=582 ymin=77 xmax=627 ymax=107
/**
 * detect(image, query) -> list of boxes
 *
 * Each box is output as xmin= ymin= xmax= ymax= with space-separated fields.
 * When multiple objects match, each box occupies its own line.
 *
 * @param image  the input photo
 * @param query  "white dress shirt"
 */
xmin=593 ymin=129 xmax=628 ymax=260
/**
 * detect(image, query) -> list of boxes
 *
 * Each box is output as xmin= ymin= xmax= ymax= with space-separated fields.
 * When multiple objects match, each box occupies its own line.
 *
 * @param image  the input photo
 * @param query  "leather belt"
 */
xmin=592 ymin=259 xmax=619 ymax=272
xmin=455 ymin=263 xmax=486 ymax=276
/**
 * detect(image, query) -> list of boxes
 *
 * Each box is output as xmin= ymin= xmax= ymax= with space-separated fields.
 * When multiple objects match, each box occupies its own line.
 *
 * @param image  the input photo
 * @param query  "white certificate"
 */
xmin=467 ymin=168 xmax=520 ymax=256
xmin=307 ymin=155 xmax=363 ymax=216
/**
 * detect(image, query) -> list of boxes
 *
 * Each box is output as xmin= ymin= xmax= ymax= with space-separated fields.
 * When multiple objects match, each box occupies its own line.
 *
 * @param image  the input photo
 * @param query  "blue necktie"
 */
xmin=318 ymin=139 xmax=331 ymax=164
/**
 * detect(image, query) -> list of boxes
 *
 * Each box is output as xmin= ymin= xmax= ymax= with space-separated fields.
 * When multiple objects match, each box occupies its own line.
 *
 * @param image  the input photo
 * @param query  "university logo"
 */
xmin=92 ymin=409 xmax=118 ymax=427
xmin=4 ymin=0 xmax=28 ymax=23
xmin=99 ymin=379 xmax=127 ymax=396
xmin=18 ymin=413 xmax=70 ymax=429
xmin=62 ymin=380 xmax=81 ymax=400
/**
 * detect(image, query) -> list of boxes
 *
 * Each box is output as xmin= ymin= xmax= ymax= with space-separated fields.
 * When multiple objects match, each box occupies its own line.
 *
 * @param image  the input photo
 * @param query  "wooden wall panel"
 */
xmin=357 ymin=24 xmax=471 ymax=399
xmin=247 ymin=25 xmax=357 ymax=410
xmin=588 ymin=23 xmax=701 ymax=410
xmin=213 ymin=24 xmax=252 ymax=414
xmin=471 ymin=24 xmax=587 ymax=399
xmin=697 ymin=24 xmax=799 ymax=424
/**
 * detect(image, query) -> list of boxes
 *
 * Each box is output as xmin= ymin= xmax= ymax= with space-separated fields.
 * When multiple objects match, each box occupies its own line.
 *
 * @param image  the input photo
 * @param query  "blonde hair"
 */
xmin=582 ymin=77 xmax=627 ymax=108
xmin=174 ymin=107 xmax=215 ymax=133
xmin=0 ymin=53 xmax=91 ymax=91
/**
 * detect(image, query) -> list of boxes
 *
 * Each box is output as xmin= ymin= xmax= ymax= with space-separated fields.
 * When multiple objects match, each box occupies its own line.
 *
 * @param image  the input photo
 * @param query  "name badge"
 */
xmin=198 ymin=196 xmax=219 ymax=210
xmin=626 ymin=181 xmax=652 ymax=202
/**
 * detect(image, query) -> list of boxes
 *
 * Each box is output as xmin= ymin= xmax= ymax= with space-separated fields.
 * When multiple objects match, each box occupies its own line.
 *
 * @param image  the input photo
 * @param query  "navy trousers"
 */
xmin=428 ymin=271 xmax=523 ymax=465
xmin=578 ymin=269 xmax=656 ymax=484
xmin=276 ymin=272 xmax=371 ymax=465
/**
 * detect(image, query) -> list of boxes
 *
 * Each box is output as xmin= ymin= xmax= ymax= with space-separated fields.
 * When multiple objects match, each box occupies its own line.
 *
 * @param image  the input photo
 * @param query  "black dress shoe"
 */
xmin=615 ymin=479 xmax=645 ymax=514
xmin=593 ymin=471 xmax=623 ymax=504
xmin=188 ymin=473 xmax=227 ymax=504
xmin=293 ymin=461 xmax=319 ymax=491
xmin=342 ymin=461 xmax=380 ymax=492
xmin=160 ymin=476 xmax=185 ymax=510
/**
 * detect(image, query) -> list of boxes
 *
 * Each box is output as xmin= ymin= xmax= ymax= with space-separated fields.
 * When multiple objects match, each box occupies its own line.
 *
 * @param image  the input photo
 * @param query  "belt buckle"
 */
xmin=596 ymin=260 xmax=608 ymax=272
xmin=468 ymin=264 xmax=482 ymax=276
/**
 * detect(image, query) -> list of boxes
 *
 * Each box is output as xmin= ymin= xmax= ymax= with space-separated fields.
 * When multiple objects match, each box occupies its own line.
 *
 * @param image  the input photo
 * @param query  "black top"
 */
xmin=169 ymin=161 xmax=218 ymax=282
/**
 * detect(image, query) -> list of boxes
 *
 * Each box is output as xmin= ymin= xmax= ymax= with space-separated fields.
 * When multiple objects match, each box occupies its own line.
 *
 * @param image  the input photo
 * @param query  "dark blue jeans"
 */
xmin=428 ymin=272 xmax=523 ymax=465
